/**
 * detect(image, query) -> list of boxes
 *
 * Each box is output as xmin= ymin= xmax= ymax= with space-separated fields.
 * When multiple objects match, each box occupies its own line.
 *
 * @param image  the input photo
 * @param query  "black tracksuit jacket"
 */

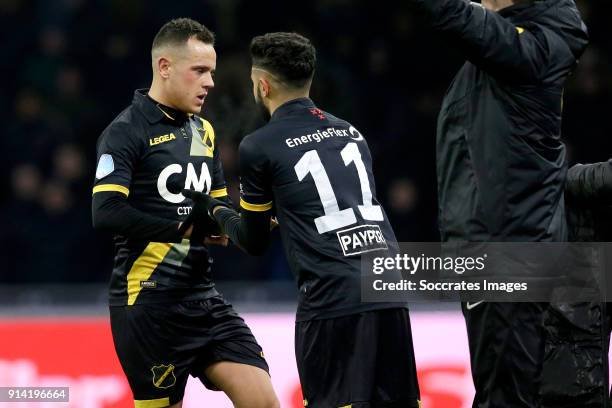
xmin=411 ymin=0 xmax=589 ymax=242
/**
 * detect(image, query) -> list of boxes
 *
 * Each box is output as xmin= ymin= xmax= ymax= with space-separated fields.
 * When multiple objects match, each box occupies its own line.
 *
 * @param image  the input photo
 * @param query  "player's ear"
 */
xmin=157 ymin=56 xmax=171 ymax=79
xmin=259 ymin=77 xmax=270 ymax=98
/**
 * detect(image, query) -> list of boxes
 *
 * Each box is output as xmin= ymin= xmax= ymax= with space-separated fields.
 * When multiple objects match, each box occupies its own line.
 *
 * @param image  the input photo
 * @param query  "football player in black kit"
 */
xmin=184 ymin=32 xmax=420 ymax=408
xmin=91 ymin=18 xmax=278 ymax=408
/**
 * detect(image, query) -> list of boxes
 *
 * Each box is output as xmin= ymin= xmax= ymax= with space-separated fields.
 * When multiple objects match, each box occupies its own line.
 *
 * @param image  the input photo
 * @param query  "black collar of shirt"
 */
xmin=270 ymin=97 xmax=316 ymax=122
xmin=133 ymin=89 xmax=190 ymax=124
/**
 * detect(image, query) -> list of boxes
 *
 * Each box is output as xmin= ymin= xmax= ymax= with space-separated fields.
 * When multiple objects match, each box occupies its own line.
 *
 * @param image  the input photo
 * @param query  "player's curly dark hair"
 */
xmin=152 ymin=18 xmax=215 ymax=51
xmin=250 ymin=32 xmax=316 ymax=89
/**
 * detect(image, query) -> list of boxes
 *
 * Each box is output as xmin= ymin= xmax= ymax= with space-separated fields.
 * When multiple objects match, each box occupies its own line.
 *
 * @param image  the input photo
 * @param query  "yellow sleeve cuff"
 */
xmin=240 ymin=198 xmax=273 ymax=212
xmin=210 ymin=187 xmax=228 ymax=198
xmin=92 ymin=184 xmax=130 ymax=197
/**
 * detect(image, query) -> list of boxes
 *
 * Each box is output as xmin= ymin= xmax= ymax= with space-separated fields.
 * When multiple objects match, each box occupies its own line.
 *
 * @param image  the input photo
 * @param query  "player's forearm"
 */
xmin=92 ymin=193 xmax=183 ymax=242
xmin=213 ymin=207 xmax=270 ymax=256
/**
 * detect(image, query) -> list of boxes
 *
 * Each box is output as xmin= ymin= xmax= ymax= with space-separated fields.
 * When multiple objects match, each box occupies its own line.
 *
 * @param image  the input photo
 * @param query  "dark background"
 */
xmin=0 ymin=0 xmax=609 ymax=284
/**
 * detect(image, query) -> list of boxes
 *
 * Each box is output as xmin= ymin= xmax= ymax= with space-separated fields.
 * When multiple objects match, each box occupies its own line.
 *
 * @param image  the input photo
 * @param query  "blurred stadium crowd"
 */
xmin=0 ymin=0 xmax=610 ymax=284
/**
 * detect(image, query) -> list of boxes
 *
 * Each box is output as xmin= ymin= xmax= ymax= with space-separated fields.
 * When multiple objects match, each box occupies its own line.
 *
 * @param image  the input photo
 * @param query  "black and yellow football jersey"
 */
xmin=238 ymin=98 xmax=404 ymax=321
xmin=93 ymin=89 xmax=227 ymax=306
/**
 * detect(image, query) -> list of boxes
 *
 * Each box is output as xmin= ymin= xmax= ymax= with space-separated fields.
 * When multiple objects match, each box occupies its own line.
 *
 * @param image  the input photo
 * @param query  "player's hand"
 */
xmin=181 ymin=189 xmax=230 ymax=243
xmin=182 ymin=189 xmax=229 ymax=216
xmin=204 ymin=235 xmax=229 ymax=247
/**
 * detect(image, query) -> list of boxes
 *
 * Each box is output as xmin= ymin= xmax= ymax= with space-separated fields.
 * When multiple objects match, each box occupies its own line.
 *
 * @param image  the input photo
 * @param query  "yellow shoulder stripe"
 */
xmin=134 ymin=397 xmax=170 ymax=408
xmin=92 ymin=184 xmax=129 ymax=197
xmin=201 ymin=118 xmax=216 ymax=149
xmin=190 ymin=116 xmax=215 ymax=157
xmin=240 ymin=198 xmax=273 ymax=212
xmin=210 ymin=187 xmax=228 ymax=198
xmin=516 ymin=26 xmax=525 ymax=34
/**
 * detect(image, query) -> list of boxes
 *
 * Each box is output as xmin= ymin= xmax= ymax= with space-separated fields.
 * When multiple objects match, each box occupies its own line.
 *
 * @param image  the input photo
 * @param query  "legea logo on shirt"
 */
xmin=149 ymin=133 xmax=176 ymax=146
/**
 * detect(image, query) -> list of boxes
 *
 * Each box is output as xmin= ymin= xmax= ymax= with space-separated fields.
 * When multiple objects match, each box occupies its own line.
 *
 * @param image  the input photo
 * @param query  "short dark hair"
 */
xmin=152 ymin=18 xmax=215 ymax=52
xmin=250 ymin=32 xmax=316 ymax=88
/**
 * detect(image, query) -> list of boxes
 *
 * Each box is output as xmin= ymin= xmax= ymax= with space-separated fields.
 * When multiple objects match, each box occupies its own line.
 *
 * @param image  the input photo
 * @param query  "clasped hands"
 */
xmin=178 ymin=189 xmax=230 ymax=246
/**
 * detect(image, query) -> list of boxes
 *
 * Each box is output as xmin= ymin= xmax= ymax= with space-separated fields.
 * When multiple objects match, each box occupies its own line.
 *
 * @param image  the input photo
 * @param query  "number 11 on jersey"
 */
xmin=294 ymin=142 xmax=384 ymax=234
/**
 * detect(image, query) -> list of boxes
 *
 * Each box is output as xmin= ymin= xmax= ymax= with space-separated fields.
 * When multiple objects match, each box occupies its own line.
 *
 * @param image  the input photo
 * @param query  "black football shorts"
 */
xmin=110 ymin=295 xmax=269 ymax=407
xmin=295 ymin=308 xmax=421 ymax=408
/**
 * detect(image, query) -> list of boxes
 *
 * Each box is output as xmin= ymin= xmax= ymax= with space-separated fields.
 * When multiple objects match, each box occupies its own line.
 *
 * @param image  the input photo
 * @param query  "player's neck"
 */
xmin=268 ymin=92 xmax=310 ymax=116
xmin=481 ymin=0 xmax=518 ymax=11
xmin=148 ymin=81 xmax=179 ymax=111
